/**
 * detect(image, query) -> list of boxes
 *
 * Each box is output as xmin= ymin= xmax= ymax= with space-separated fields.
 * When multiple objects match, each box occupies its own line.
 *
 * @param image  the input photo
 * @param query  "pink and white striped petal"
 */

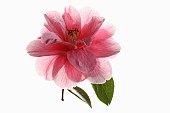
xmin=53 ymin=66 xmax=77 ymax=89
xmin=26 ymin=39 xmax=74 ymax=57
xmin=44 ymin=11 xmax=66 ymax=40
xmin=40 ymin=27 xmax=51 ymax=35
xmin=92 ymin=24 xmax=116 ymax=41
xmin=86 ymin=58 xmax=112 ymax=84
xmin=52 ymin=55 xmax=67 ymax=78
xmin=79 ymin=16 xmax=104 ymax=40
xmin=67 ymin=48 xmax=97 ymax=73
xmin=65 ymin=62 xmax=83 ymax=82
xmin=41 ymin=32 xmax=61 ymax=45
xmin=88 ymin=39 xmax=120 ymax=58
xmin=62 ymin=6 xmax=81 ymax=30
xmin=36 ymin=56 xmax=58 ymax=80
xmin=79 ymin=7 xmax=99 ymax=27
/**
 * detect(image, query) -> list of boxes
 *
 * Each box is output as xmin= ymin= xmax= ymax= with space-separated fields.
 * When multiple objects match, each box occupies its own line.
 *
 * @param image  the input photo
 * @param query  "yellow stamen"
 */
xmin=68 ymin=28 xmax=79 ymax=41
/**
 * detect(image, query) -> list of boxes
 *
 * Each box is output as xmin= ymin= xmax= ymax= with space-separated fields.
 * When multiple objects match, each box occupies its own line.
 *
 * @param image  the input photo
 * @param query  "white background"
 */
xmin=0 ymin=0 xmax=170 ymax=112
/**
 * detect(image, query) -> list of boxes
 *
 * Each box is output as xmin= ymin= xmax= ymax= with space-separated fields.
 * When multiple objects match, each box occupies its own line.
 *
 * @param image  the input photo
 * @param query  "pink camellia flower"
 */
xmin=26 ymin=6 xmax=120 ymax=89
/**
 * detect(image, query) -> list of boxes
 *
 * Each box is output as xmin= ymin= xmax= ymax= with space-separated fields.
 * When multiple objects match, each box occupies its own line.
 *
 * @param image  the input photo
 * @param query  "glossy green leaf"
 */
xmin=68 ymin=86 xmax=92 ymax=108
xmin=92 ymin=78 xmax=114 ymax=105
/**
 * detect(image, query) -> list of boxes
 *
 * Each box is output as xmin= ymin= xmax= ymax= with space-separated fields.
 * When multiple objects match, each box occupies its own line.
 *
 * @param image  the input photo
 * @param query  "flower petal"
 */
xmin=67 ymin=48 xmax=97 ymax=73
xmin=53 ymin=65 xmax=77 ymax=89
xmin=43 ymin=23 xmax=53 ymax=32
xmin=52 ymin=55 xmax=67 ymax=78
xmin=40 ymin=27 xmax=51 ymax=35
xmin=41 ymin=32 xmax=61 ymax=45
xmin=44 ymin=11 xmax=66 ymax=40
xmin=79 ymin=7 xmax=99 ymax=27
xmin=93 ymin=24 xmax=116 ymax=41
xmin=82 ymin=37 xmax=92 ymax=46
xmin=36 ymin=56 xmax=58 ymax=80
xmin=26 ymin=39 xmax=74 ymax=57
xmin=65 ymin=61 xmax=83 ymax=82
xmin=37 ymin=56 xmax=78 ymax=89
xmin=62 ymin=6 xmax=81 ymax=30
xmin=79 ymin=16 xmax=105 ymax=40
xmin=88 ymin=39 xmax=121 ymax=58
xmin=86 ymin=58 xmax=112 ymax=84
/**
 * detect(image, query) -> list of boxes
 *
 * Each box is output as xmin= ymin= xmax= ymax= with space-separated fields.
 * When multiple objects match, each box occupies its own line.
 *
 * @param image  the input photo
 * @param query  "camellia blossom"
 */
xmin=26 ymin=6 xmax=120 ymax=89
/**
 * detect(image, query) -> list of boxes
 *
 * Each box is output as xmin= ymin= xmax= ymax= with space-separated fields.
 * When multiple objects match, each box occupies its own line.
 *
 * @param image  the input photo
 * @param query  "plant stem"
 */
xmin=61 ymin=89 xmax=64 ymax=101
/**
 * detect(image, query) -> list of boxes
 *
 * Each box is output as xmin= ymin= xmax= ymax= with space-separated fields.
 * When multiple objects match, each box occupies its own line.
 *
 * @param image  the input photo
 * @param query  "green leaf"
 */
xmin=92 ymin=77 xmax=114 ymax=105
xmin=68 ymin=86 xmax=92 ymax=108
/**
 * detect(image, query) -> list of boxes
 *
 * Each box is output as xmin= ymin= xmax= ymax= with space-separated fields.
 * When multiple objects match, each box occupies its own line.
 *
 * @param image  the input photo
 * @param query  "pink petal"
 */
xmin=82 ymin=37 xmax=92 ymax=46
xmin=93 ymin=24 xmax=116 ymax=41
xmin=37 ymin=56 xmax=78 ymax=89
xmin=79 ymin=7 xmax=99 ymax=27
xmin=43 ymin=23 xmax=53 ymax=32
xmin=41 ymin=32 xmax=61 ymax=45
xmin=79 ymin=16 xmax=105 ymax=40
xmin=53 ymin=65 xmax=77 ymax=89
xmin=36 ymin=56 xmax=58 ymax=80
xmin=40 ymin=27 xmax=51 ymax=35
xmin=88 ymin=39 xmax=121 ymax=58
xmin=26 ymin=39 xmax=74 ymax=57
xmin=52 ymin=55 xmax=67 ymax=78
xmin=67 ymin=48 xmax=97 ymax=73
xmin=37 ymin=27 xmax=50 ymax=40
xmin=44 ymin=11 xmax=66 ymax=40
xmin=62 ymin=6 xmax=81 ymax=30
xmin=86 ymin=58 xmax=112 ymax=84
xmin=65 ymin=61 xmax=83 ymax=82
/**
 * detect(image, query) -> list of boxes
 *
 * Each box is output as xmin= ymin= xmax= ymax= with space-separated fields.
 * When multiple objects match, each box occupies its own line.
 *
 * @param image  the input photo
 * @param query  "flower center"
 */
xmin=68 ymin=28 xmax=79 ymax=41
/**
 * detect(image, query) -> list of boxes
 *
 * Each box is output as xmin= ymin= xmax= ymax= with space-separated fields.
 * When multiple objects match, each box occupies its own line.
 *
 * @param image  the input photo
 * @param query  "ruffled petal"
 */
xmin=43 ymin=23 xmax=53 ymax=32
xmin=62 ymin=6 xmax=81 ymax=30
xmin=44 ymin=11 xmax=66 ymax=40
xmin=86 ymin=58 xmax=112 ymax=84
xmin=92 ymin=24 xmax=116 ymax=41
xmin=36 ymin=56 xmax=58 ymax=80
xmin=41 ymin=32 xmax=61 ymax=45
xmin=65 ymin=61 xmax=83 ymax=82
xmin=79 ymin=16 xmax=104 ymax=40
xmin=53 ymin=65 xmax=77 ymax=89
xmin=26 ymin=39 xmax=74 ymax=57
xmin=52 ymin=55 xmax=67 ymax=78
xmin=79 ymin=7 xmax=99 ymax=27
xmin=36 ymin=56 xmax=77 ymax=89
xmin=40 ymin=27 xmax=51 ymax=35
xmin=82 ymin=37 xmax=92 ymax=46
xmin=88 ymin=39 xmax=120 ymax=58
xmin=67 ymin=48 xmax=97 ymax=73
